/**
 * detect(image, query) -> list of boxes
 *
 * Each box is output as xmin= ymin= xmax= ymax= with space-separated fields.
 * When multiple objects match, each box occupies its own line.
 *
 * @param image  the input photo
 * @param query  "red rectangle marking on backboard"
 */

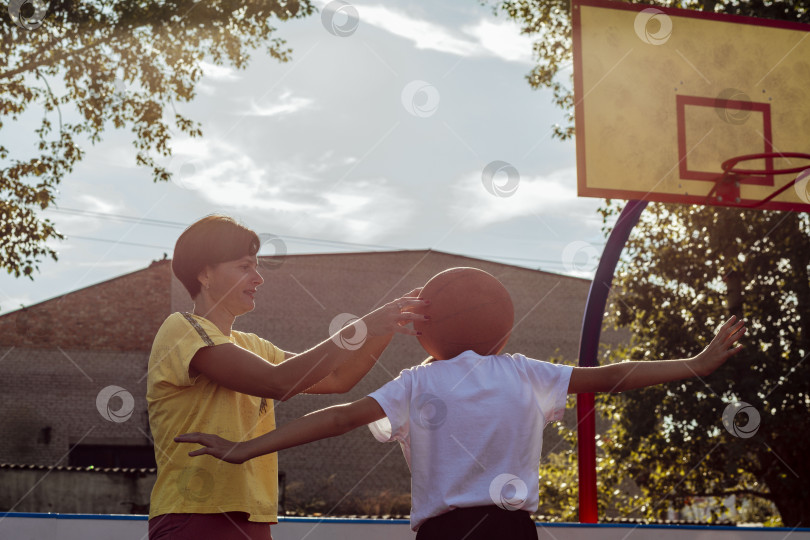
xmin=676 ymin=94 xmax=774 ymax=185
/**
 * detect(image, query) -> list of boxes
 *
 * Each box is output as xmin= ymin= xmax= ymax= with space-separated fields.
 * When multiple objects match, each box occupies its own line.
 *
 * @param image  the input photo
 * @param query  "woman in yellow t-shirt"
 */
xmin=147 ymin=215 xmax=428 ymax=540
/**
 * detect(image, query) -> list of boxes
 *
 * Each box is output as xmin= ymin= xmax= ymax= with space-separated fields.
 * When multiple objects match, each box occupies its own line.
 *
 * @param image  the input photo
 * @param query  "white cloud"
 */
xmin=168 ymin=138 xmax=214 ymax=161
xmin=163 ymin=137 xmax=412 ymax=242
xmin=244 ymin=90 xmax=315 ymax=117
xmin=461 ymin=19 xmax=534 ymax=65
xmin=449 ymin=166 xmax=596 ymax=228
xmin=76 ymin=195 xmax=122 ymax=215
xmin=169 ymin=146 xmax=288 ymax=211
xmin=200 ymin=61 xmax=240 ymax=81
xmin=358 ymin=5 xmax=481 ymax=57
xmin=315 ymin=178 xmax=410 ymax=241
xmin=316 ymin=2 xmax=533 ymax=64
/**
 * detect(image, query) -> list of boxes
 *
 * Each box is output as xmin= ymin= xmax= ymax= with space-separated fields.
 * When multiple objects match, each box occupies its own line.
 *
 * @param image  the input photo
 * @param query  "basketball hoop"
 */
xmin=705 ymin=152 xmax=810 ymax=208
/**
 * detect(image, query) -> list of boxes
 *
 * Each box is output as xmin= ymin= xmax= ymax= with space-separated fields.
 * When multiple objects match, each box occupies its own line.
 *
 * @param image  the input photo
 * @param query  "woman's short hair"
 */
xmin=173 ymin=215 xmax=260 ymax=298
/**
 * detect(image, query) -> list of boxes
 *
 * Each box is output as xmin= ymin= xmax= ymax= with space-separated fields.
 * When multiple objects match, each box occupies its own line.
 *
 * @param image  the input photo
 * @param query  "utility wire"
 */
xmin=48 ymin=206 xmax=398 ymax=251
xmin=48 ymin=206 xmax=593 ymax=269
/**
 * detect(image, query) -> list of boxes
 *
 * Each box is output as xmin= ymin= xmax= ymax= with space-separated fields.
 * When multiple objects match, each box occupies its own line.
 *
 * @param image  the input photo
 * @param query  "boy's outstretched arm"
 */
xmin=175 ymin=397 xmax=386 ymax=464
xmin=568 ymin=315 xmax=746 ymax=394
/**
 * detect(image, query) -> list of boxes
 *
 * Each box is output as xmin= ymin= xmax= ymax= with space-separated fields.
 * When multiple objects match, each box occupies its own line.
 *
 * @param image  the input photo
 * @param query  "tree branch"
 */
xmin=34 ymin=67 xmax=63 ymax=133
xmin=0 ymin=33 xmax=105 ymax=81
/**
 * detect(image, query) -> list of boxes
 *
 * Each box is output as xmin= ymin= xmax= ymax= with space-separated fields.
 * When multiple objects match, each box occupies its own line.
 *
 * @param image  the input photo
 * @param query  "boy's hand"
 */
xmin=174 ymin=433 xmax=247 ymax=464
xmin=692 ymin=316 xmax=746 ymax=377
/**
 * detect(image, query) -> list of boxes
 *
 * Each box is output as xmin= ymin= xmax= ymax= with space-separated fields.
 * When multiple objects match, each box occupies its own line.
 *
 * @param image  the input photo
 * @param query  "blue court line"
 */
xmin=2 ymin=512 xmax=808 ymax=532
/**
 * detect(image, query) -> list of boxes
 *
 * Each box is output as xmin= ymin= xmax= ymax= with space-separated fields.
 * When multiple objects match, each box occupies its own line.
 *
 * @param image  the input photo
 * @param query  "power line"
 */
xmin=49 ymin=207 xmax=186 ymax=229
xmin=68 ymin=235 xmax=173 ymax=250
xmin=48 ymin=206 xmax=593 ymax=269
xmin=48 ymin=207 xmax=400 ymax=251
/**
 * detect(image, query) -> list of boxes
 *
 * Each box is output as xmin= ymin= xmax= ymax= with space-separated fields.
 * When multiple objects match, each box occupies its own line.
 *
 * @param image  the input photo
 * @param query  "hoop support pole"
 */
xmin=577 ymin=199 xmax=648 ymax=523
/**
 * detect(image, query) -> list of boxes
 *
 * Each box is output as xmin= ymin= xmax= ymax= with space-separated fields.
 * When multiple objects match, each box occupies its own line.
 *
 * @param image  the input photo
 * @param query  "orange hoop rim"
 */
xmin=721 ymin=152 xmax=810 ymax=177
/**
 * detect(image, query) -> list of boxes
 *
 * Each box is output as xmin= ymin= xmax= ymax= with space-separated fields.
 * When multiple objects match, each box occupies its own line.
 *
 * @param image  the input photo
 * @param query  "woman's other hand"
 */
xmin=174 ymin=433 xmax=248 ymax=464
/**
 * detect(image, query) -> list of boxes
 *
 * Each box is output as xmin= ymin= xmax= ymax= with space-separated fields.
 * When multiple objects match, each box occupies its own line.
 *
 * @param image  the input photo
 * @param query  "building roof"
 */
xmin=0 ymin=249 xmax=588 ymax=352
xmin=0 ymin=259 xmax=173 ymax=351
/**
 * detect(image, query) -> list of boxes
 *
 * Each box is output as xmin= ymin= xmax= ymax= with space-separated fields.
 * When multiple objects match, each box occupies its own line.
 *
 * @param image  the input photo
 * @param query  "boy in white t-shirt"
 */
xmin=176 ymin=316 xmax=745 ymax=539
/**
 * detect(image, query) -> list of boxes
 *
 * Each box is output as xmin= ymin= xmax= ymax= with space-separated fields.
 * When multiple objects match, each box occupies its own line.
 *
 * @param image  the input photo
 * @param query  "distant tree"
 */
xmin=597 ymin=203 xmax=809 ymax=526
xmin=491 ymin=0 xmax=810 ymax=526
xmin=1 ymin=0 xmax=312 ymax=280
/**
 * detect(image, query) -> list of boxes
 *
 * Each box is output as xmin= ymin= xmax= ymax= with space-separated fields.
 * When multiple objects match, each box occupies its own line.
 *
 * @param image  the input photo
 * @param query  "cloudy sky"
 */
xmin=0 ymin=0 xmax=609 ymax=315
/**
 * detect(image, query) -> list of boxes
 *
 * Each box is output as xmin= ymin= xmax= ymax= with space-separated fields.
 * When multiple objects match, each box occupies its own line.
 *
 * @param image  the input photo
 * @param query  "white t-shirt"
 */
xmin=368 ymin=350 xmax=573 ymax=531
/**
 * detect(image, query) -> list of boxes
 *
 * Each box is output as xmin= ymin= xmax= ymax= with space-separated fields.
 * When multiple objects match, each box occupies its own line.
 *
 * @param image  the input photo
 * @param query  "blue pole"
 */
xmin=577 ymin=199 xmax=648 ymax=522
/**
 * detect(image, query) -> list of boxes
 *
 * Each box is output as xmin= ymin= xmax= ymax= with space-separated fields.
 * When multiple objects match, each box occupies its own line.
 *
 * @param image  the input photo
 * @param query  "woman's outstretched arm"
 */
xmin=175 ymin=397 xmax=386 ymax=464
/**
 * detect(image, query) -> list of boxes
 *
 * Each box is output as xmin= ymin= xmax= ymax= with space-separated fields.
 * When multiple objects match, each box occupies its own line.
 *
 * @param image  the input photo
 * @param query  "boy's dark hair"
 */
xmin=173 ymin=215 xmax=260 ymax=298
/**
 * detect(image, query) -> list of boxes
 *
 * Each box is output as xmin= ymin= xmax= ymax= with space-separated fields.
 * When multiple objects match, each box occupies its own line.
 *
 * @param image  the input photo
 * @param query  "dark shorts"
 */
xmin=148 ymin=512 xmax=273 ymax=540
xmin=416 ymin=505 xmax=536 ymax=540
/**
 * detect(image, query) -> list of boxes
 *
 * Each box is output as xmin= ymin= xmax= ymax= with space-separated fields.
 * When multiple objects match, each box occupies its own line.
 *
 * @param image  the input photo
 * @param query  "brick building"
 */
xmin=0 ymin=250 xmax=624 ymax=514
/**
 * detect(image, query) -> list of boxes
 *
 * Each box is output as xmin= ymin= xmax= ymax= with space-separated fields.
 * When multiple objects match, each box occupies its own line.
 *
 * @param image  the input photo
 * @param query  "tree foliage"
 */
xmin=491 ymin=0 xmax=810 ymax=526
xmin=599 ymin=204 xmax=810 ymax=526
xmin=1 ymin=0 xmax=312 ymax=279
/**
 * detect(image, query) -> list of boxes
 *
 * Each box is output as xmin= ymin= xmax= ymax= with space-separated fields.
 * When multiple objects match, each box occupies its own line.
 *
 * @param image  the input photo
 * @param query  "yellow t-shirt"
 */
xmin=146 ymin=312 xmax=285 ymax=522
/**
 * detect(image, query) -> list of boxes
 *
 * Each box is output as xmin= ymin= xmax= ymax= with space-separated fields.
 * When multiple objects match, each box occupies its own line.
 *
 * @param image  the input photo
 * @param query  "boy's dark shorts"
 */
xmin=416 ymin=505 xmax=536 ymax=540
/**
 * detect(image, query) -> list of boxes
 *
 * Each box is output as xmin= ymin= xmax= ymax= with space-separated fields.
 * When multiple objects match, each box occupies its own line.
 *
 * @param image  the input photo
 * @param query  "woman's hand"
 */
xmin=362 ymin=287 xmax=430 ymax=337
xmin=691 ymin=315 xmax=746 ymax=377
xmin=174 ymin=433 xmax=248 ymax=464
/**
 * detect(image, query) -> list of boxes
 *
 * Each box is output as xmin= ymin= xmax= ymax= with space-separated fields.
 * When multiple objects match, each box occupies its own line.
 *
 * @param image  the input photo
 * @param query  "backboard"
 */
xmin=572 ymin=0 xmax=810 ymax=211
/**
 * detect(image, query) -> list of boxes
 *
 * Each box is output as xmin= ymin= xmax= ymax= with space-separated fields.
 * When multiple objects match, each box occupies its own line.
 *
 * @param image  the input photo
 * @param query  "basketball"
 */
xmin=412 ymin=267 xmax=514 ymax=360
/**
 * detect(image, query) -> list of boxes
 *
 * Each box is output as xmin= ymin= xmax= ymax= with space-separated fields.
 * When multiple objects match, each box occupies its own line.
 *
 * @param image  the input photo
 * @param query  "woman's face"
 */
xmin=203 ymin=255 xmax=264 ymax=316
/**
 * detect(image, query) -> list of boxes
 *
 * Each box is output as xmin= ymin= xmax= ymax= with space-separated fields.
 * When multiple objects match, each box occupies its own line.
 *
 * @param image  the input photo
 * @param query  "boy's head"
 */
xmin=173 ymin=215 xmax=260 ymax=299
xmin=412 ymin=267 xmax=514 ymax=360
